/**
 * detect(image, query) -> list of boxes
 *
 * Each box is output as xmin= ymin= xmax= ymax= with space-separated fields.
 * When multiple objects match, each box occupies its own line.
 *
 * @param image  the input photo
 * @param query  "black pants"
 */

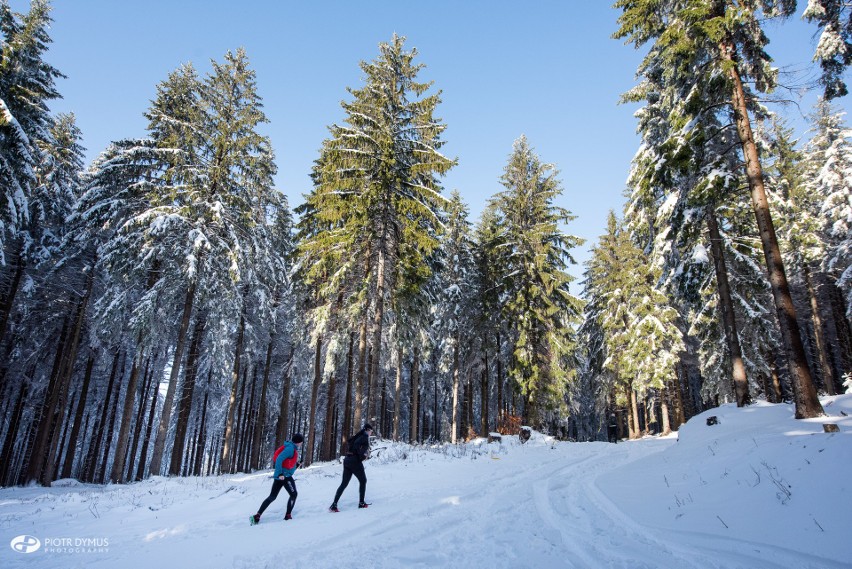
xmin=607 ymin=425 xmax=618 ymax=443
xmin=333 ymin=456 xmax=366 ymax=505
xmin=258 ymin=476 xmax=297 ymax=516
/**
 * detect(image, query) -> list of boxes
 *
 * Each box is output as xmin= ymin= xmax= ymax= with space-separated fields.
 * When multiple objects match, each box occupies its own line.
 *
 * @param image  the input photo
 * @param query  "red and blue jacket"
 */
xmin=273 ymin=441 xmax=299 ymax=478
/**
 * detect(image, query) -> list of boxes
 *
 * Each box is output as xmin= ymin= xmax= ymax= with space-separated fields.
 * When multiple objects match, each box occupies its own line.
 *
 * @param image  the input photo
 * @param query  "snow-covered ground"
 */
xmin=2 ymin=395 xmax=850 ymax=569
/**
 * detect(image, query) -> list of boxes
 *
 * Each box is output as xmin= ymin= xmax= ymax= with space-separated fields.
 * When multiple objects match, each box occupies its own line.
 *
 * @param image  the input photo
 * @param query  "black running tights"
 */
xmin=333 ymin=458 xmax=366 ymax=505
xmin=258 ymin=476 xmax=297 ymax=516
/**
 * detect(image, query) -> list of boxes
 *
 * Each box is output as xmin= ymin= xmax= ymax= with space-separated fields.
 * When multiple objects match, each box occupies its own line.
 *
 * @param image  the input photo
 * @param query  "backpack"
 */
xmin=273 ymin=445 xmax=286 ymax=463
xmin=347 ymin=432 xmax=367 ymax=459
xmin=273 ymin=443 xmax=299 ymax=470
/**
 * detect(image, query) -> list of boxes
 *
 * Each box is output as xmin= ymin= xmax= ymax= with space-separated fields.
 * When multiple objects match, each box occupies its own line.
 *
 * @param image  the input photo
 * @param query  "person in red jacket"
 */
xmin=250 ymin=433 xmax=304 ymax=525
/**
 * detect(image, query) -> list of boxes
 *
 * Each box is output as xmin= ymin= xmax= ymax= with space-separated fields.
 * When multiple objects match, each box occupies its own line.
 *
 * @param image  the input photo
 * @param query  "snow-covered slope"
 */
xmin=2 ymin=395 xmax=850 ymax=569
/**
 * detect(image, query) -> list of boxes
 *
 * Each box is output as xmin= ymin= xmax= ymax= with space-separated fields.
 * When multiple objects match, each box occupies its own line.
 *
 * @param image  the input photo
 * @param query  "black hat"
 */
xmin=292 ymin=433 xmax=304 ymax=444
xmin=363 ymin=423 xmax=373 ymax=432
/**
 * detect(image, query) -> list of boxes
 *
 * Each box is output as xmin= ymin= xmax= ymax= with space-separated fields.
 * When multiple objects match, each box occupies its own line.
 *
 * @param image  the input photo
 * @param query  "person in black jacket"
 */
xmin=329 ymin=423 xmax=372 ymax=512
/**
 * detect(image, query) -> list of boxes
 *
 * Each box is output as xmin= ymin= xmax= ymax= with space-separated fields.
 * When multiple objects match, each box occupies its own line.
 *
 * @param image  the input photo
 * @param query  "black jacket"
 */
xmin=347 ymin=430 xmax=371 ymax=461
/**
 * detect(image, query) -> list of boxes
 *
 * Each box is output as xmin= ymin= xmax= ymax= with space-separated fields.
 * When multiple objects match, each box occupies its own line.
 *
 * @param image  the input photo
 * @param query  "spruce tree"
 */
xmin=0 ymin=0 xmax=63 ymax=345
xmin=585 ymin=212 xmax=683 ymax=437
xmin=473 ymin=203 xmax=507 ymax=433
xmin=310 ymin=34 xmax=455 ymax=430
xmin=435 ymin=191 xmax=476 ymax=442
xmin=492 ymin=136 xmax=583 ymax=426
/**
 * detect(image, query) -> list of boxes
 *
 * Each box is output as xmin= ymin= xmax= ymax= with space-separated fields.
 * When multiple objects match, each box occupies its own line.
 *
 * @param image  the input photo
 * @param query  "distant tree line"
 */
xmin=1 ymin=0 xmax=850 ymax=486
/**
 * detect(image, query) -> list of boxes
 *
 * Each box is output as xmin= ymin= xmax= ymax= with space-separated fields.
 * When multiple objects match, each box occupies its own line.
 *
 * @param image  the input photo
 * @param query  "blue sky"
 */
xmin=18 ymin=0 xmax=850 ymax=279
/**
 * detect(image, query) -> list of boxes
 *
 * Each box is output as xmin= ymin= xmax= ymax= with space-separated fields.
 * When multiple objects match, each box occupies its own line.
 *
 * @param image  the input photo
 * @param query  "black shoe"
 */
xmin=284 ymin=513 xmax=292 ymax=520
xmin=250 ymin=514 xmax=260 ymax=525
xmin=329 ymin=504 xmax=339 ymax=513
xmin=358 ymin=502 xmax=370 ymax=509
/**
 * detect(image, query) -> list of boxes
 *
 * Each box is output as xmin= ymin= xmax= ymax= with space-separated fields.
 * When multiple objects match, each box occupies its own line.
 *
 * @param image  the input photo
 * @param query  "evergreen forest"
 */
xmin=1 ymin=0 xmax=851 ymax=487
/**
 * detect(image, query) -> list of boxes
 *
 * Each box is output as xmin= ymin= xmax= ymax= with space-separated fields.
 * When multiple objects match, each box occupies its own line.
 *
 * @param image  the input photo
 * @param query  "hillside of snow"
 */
xmin=2 ymin=395 xmax=850 ymax=569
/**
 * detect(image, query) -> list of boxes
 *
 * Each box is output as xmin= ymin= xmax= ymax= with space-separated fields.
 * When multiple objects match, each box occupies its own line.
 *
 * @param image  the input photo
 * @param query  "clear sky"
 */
xmin=16 ymin=0 xmax=850 ymax=279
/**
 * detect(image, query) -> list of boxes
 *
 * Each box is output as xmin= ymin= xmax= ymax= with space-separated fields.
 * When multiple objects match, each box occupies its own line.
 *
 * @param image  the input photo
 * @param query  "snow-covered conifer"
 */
xmin=492 ymin=136 xmax=583 ymax=426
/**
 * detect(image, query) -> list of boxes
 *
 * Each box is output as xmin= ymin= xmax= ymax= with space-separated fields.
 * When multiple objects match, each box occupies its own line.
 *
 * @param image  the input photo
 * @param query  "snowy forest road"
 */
xmin=2 ymin=410 xmax=850 ymax=569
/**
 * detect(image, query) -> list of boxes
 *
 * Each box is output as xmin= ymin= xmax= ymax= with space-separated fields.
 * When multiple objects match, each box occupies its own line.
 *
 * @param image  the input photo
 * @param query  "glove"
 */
xmin=278 ymin=475 xmax=286 ymax=480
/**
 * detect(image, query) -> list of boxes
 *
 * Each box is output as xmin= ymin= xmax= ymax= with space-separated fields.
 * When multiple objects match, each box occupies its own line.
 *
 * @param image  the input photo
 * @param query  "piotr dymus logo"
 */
xmin=10 ymin=534 xmax=41 ymax=553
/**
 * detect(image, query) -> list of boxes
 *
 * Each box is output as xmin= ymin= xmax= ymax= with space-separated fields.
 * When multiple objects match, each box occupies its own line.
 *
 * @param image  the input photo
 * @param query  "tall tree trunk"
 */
xmin=23 ymin=315 xmax=69 ymax=484
xmin=234 ymin=367 xmax=250 ymax=473
xmin=369 ymin=218 xmax=390 ymax=430
xmin=0 ymin=254 xmax=24 ymax=349
xmin=354 ymin=312 xmax=368 ymax=429
xmin=274 ymin=345 xmax=294 ymax=446
xmin=380 ymin=375 xmax=388 ymax=435
xmin=461 ymin=378 xmax=469 ymax=436
xmin=193 ymin=387 xmax=209 ymax=476
xmin=660 ymin=386 xmax=672 ymax=435
xmin=720 ymin=39 xmax=824 ymax=419
xmin=706 ymin=207 xmax=750 ymax=406
xmin=44 ymin=290 xmax=92 ymax=486
xmin=828 ymin=280 xmax=852 ymax=373
xmin=31 ymin=266 xmax=93 ymax=486
xmin=804 ymin=264 xmax=836 ymax=395
xmin=61 ymin=355 xmax=95 ymax=480
xmin=645 ymin=394 xmax=654 ymax=434
xmin=481 ymin=350 xmax=489 ymax=436
xmin=169 ymin=312 xmax=206 ymax=476
xmin=305 ymin=333 xmax=324 ymax=467
xmin=323 ymin=351 xmax=338 ymax=461
xmin=110 ymin=353 xmax=143 ymax=483
xmin=150 ymin=279 xmax=198 ymax=475
xmin=409 ymin=343 xmax=420 ymax=443
xmin=451 ymin=337 xmax=460 ymax=444
xmin=671 ymin=371 xmax=685 ymax=429
xmin=83 ymin=352 xmax=120 ymax=482
xmin=239 ymin=367 xmax=257 ymax=473
xmin=342 ymin=333 xmax=354 ymax=452
xmin=629 ymin=387 xmax=641 ymax=439
xmin=251 ymin=336 xmax=275 ymax=470
xmin=186 ymin=420 xmax=199 ymax=477
xmin=97 ymin=356 xmax=126 ymax=483
xmin=129 ymin=358 xmax=154 ymax=480
xmin=433 ymin=365 xmax=440 ymax=441
xmin=0 ymin=381 xmax=26 ymax=485
xmin=467 ymin=374 xmax=474 ymax=437
xmin=220 ymin=304 xmax=246 ymax=474
xmin=207 ymin=435 xmax=220 ymax=477
xmin=136 ymin=361 xmax=160 ymax=481
xmin=496 ymin=330 xmax=504 ymax=428
xmin=53 ymin=392 xmax=78 ymax=481
xmin=392 ymin=345 xmax=403 ymax=441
